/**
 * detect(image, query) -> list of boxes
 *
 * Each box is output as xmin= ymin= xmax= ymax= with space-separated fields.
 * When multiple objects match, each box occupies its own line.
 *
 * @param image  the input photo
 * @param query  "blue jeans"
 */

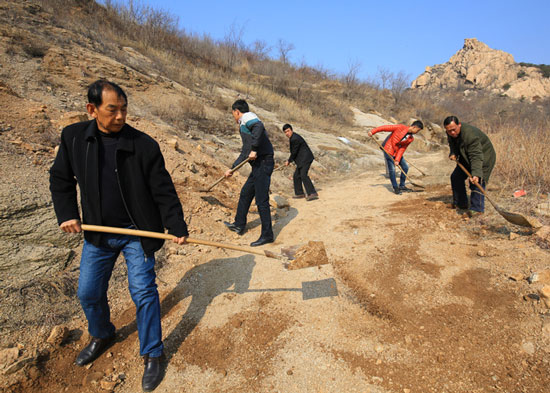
xmin=78 ymin=234 xmax=163 ymax=357
xmin=235 ymin=157 xmax=274 ymax=239
xmin=384 ymin=152 xmax=408 ymax=189
xmin=450 ymin=166 xmax=486 ymax=212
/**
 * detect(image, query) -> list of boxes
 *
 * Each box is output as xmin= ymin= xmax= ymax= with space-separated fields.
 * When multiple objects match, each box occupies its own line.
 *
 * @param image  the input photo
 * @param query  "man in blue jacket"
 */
xmin=50 ymin=80 xmax=188 ymax=392
xmin=283 ymin=124 xmax=318 ymax=200
xmin=223 ymin=99 xmax=275 ymax=246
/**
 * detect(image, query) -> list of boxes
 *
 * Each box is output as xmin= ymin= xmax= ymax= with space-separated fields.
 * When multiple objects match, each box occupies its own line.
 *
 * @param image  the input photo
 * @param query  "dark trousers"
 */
xmin=450 ymin=166 xmax=486 ymax=212
xmin=235 ymin=157 xmax=274 ymax=239
xmin=293 ymin=160 xmax=316 ymax=196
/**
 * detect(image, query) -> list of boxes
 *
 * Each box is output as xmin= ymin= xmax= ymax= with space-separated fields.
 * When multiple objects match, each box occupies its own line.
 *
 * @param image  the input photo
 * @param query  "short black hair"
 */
xmin=87 ymin=80 xmax=127 ymax=107
xmin=232 ymin=99 xmax=249 ymax=113
xmin=411 ymin=120 xmax=424 ymax=129
xmin=282 ymin=123 xmax=293 ymax=131
xmin=443 ymin=116 xmax=460 ymax=126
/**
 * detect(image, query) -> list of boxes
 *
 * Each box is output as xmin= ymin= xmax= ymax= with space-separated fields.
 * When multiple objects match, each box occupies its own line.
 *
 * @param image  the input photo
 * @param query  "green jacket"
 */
xmin=447 ymin=123 xmax=496 ymax=182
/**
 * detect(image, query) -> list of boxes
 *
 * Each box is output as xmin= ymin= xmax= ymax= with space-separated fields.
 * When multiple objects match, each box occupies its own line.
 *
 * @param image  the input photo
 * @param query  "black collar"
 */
xmin=84 ymin=121 xmax=134 ymax=152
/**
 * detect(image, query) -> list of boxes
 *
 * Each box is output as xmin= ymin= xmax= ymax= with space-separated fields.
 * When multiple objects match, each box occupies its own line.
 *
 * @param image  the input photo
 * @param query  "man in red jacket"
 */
xmin=368 ymin=120 xmax=423 ymax=194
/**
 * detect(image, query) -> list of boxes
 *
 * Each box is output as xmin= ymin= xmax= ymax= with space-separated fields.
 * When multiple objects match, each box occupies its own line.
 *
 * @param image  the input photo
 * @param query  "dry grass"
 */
xmin=488 ymin=121 xmax=550 ymax=195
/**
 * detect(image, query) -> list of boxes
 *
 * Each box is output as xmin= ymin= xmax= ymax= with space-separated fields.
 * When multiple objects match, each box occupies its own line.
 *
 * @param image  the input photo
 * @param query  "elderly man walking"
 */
xmin=50 ymin=80 xmax=188 ymax=392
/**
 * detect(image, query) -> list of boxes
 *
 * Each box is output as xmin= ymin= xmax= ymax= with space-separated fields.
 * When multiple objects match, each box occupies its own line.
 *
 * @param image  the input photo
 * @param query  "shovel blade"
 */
xmin=497 ymin=208 xmax=542 ymax=228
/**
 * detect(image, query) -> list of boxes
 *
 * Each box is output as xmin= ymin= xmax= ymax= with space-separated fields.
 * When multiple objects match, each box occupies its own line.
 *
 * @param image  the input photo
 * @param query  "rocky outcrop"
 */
xmin=412 ymin=38 xmax=550 ymax=100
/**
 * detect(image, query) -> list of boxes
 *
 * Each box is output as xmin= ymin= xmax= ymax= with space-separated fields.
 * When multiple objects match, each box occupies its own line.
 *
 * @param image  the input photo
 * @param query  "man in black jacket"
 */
xmin=223 ymin=99 xmax=275 ymax=246
xmin=50 ymin=80 xmax=188 ymax=392
xmin=283 ymin=124 xmax=318 ymax=200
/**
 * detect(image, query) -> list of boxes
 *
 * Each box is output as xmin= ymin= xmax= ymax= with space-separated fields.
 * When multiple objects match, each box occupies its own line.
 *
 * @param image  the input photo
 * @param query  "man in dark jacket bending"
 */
xmin=49 ymin=80 xmax=188 ymax=392
xmin=283 ymin=124 xmax=318 ymax=201
xmin=444 ymin=115 xmax=496 ymax=216
xmin=223 ymin=99 xmax=275 ymax=246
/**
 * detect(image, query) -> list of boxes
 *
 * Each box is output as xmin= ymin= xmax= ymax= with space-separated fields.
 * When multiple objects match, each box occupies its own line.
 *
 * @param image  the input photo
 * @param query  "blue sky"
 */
xmin=106 ymin=0 xmax=550 ymax=83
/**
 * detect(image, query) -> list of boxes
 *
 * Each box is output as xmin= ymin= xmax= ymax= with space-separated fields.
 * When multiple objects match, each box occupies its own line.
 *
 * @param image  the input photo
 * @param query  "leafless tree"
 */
xmin=376 ymin=66 xmax=393 ymax=90
xmin=390 ymin=71 xmax=411 ymax=103
xmin=343 ymin=59 xmax=361 ymax=88
xmin=276 ymin=38 xmax=295 ymax=65
xmin=249 ymin=40 xmax=271 ymax=61
xmin=222 ymin=22 xmax=245 ymax=70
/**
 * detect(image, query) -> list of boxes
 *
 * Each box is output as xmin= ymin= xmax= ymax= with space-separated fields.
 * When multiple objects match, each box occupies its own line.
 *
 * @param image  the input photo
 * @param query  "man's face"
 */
xmin=87 ymin=89 xmax=127 ymax=134
xmin=409 ymin=126 xmax=421 ymax=134
xmin=284 ymin=128 xmax=293 ymax=139
xmin=445 ymin=121 xmax=461 ymax=138
xmin=232 ymin=109 xmax=241 ymax=123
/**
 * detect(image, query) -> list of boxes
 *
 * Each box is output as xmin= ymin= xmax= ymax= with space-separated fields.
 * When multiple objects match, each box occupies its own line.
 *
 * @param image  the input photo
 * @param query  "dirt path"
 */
xmin=18 ymin=154 xmax=550 ymax=393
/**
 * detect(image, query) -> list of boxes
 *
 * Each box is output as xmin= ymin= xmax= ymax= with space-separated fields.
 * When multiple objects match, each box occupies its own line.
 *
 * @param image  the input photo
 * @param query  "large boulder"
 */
xmin=411 ymin=38 xmax=550 ymax=101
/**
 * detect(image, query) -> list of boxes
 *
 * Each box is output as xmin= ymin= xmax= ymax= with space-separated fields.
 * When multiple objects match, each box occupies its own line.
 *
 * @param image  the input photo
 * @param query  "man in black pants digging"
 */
xmin=223 ymin=99 xmax=275 ymax=247
xmin=283 ymin=124 xmax=318 ymax=201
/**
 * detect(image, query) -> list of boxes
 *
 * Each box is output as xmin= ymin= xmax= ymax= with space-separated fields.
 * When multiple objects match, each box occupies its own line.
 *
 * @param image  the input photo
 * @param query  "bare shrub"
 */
xmin=220 ymin=22 xmax=246 ymax=71
xmin=150 ymin=96 xmax=206 ymax=128
xmin=390 ymin=71 xmax=411 ymax=103
xmin=22 ymin=40 xmax=48 ymax=58
xmin=488 ymin=121 xmax=550 ymax=194
xmin=276 ymin=38 xmax=295 ymax=65
xmin=341 ymin=59 xmax=361 ymax=100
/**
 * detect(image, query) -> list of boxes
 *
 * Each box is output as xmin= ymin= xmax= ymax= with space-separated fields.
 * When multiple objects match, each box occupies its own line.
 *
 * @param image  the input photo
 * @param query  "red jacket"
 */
xmin=371 ymin=124 xmax=414 ymax=163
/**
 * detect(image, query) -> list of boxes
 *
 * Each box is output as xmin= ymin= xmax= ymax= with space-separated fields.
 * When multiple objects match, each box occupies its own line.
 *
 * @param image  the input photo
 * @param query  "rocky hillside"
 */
xmin=411 ymin=38 xmax=550 ymax=101
xmin=0 ymin=0 xmax=448 ymax=349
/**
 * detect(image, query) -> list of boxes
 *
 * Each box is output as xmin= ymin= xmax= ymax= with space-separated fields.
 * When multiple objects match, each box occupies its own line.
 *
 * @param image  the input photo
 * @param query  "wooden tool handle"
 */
xmin=80 ymin=224 xmax=267 ymax=257
xmin=454 ymin=161 xmax=487 ymax=196
xmin=406 ymin=159 xmax=427 ymax=176
xmin=205 ymin=157 xmax=251 ymax=192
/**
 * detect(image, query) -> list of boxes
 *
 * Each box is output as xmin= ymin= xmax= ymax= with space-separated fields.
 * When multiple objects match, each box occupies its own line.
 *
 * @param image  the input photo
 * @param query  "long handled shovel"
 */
xmin=201 ymin=158 xmax=250 ymax=192
xmin=80 ymin=224 xmax=288 ymax=260
xmin=369 ymin=135 xmax=425 ymax=189
xmin=405 ymin=158 xmax=427 ymax=176
xmin=454 ymin=161 xmax=541 ymax=228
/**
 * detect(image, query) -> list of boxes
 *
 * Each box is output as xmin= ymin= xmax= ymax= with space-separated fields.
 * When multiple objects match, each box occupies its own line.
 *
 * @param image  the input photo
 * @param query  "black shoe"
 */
xmin=399 ymin=186 xmax=412 ymax=192
xmin=306 ymin=193 xmax=319 ymax=201
xmin=250 ymin=237 xmax=274 ymax=247
xmin=393 ymin=187 xmax=402 ymax=195
xmin=142 ymin=354 xmax=163 ymax=392
xmin=223 ymin=221 xmax=245 ymax=235
xmin=75 ymin=334 xmax=116 ymax=366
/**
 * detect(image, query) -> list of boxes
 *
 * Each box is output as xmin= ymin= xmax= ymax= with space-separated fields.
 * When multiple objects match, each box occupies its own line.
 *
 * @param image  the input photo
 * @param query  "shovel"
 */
xmin=369 ymin=135 xmax=425 ymax=189
xmin=272 ymin=164 xmax=286 ymax=173
xmin=80 ymin=224 xmax=289 ymax=260
xmin=454 ymin=161 xmax=541 ymax=228
xmin=201 ymin=158 xmax=250 ymax=192
xmin=405 ymin=158 xmax=427 ymax=176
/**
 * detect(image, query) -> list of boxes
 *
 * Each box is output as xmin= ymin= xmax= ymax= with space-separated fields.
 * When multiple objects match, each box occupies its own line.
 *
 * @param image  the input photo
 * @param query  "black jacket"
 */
xmin=288 ymin=132 xmax=314 ymax=167
xmin=50 ymin=120 xmax=188 ymax=254
xmin=232 ymin=116 xmax=274 ymax=168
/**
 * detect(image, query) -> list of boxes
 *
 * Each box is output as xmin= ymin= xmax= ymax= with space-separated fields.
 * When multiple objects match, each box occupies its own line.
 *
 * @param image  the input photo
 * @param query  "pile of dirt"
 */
xmin=286 ymin=241 xmax=329 ymax=270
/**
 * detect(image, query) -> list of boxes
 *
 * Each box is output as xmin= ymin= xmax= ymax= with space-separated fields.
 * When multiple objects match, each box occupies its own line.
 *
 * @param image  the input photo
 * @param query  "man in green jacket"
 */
xmin=444 ymin=116 xmax=496 ymax=215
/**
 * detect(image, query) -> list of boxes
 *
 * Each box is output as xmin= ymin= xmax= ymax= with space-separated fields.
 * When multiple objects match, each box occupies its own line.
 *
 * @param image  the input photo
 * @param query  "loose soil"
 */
xmin=5 ymin=154 xmax=550 ymax=393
